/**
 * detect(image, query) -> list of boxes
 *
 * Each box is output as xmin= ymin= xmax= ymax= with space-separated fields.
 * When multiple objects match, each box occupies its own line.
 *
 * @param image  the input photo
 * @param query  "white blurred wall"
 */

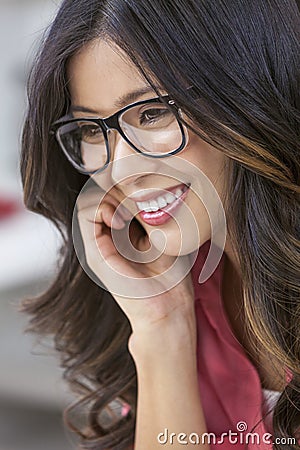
xmin=0 ymin=2 xmax=77 ymax=449
xmin=0 ymin=0 xmax=60 ymax=195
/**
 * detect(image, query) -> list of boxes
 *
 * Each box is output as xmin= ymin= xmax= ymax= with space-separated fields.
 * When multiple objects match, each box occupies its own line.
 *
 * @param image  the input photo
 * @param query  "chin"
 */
xmin=149 ymin=227 xmax=210 ymax=257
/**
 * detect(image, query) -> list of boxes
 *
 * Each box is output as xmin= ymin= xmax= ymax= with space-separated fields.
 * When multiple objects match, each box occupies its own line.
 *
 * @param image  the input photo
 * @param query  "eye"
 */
xmin=139 ymin=107 xmax=172 ymax=126
xmin=79 ymin=123 xmax=104 ymax=143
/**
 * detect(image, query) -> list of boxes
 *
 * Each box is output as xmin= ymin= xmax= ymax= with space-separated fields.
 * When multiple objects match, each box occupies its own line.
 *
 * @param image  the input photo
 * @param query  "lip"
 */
xmin=138 ymin=184 xmax=190 ymax=226
xmin=128 ymin=183 xmax=189 ymax=203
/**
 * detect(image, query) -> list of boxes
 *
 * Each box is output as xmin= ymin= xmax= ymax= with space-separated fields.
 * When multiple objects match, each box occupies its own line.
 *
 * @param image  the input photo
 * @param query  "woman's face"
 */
xmin=68 ymin=41 xmax=228 ymax=256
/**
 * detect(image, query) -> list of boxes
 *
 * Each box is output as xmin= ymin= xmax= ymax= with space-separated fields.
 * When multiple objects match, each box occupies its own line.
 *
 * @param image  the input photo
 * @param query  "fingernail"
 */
xmin=112 ymin=213 xmax=125 ymax=229
xmin=118 ymin=204 xmax=132 ymax=220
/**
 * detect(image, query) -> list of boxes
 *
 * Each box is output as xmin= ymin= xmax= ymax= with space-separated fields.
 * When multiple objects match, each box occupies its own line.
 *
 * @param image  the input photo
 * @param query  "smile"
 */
xmin=135 ymin=184 xmax=189 ymax=212
xmin=133 ymin=183 xmax=191 ymax=226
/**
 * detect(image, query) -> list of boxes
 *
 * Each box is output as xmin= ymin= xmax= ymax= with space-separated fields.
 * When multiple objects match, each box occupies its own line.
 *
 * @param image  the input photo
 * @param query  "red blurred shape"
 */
xmin=0 ymin=198 xmax=20 ymax=220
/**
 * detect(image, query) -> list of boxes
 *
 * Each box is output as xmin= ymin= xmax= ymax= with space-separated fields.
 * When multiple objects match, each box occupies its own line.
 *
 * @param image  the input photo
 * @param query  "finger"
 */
xmin=102 ymin=195 xmax=134 ymax=222
xmin=78 ymin=188 xmax=134 ymax=224
xmin=117 ymin=203 xmax=134 ymax=221
xmin=77 ymin=208 xmax=116 ymax=268
xmin=95 ymin=202 xmax=125 ymax=230
xmin=76 ymin=187 xmax=103 ymax=211
xmin=77 ymin=189 xmax=125 ymax=228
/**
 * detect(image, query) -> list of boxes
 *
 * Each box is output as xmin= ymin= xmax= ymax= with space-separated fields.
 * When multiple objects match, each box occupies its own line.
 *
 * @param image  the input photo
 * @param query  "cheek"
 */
xmin=147 ymin=195 xmax=212 ymax=257
xmin=183 ymin=132 xmax=226 ymax=179
xmin=181 ymin=134 xmax=227 ymax=216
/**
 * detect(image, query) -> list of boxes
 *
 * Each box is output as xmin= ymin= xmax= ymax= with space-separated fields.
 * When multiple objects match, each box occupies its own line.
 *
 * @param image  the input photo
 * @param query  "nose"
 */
xmin=108 ymin=129 xmax=159 ymax=186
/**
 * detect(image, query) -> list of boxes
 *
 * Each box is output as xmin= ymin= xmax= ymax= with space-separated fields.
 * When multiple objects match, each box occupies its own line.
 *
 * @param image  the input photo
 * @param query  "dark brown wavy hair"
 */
xmin=21 ymin=0 xmax=300 ymax=448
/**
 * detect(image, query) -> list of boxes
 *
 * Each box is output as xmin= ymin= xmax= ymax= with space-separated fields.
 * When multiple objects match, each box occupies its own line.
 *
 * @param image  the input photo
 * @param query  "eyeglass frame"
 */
xmin=50 ymin=94 xmax=187 ymax=175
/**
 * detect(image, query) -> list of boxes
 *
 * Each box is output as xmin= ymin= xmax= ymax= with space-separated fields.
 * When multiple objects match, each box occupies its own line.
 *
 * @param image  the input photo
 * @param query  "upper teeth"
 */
xmin=136 ymin=188 xmax=183 ymax=212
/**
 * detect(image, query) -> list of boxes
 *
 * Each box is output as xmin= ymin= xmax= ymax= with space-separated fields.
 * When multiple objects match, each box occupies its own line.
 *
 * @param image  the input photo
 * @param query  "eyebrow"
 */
xmin=70 ymin=86 xmax=160 ymax=115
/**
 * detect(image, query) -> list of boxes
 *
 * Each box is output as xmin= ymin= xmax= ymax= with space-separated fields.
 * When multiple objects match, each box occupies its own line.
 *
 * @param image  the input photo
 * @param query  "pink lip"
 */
xmin=128 ymin=183 xmax=188 ymax=203
xmin=138 ymin=185 xmax=190 ymax=226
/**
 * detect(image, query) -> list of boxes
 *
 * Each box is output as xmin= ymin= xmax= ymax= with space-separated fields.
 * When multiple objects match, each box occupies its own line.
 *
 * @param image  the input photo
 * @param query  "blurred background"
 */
xmin=0 ymin=1 xmax=77 ymax=449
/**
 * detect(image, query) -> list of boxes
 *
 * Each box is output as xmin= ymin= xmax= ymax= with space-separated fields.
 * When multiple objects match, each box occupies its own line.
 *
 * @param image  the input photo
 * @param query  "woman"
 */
xmin=21 ymin=0 xmax=300 ymax=449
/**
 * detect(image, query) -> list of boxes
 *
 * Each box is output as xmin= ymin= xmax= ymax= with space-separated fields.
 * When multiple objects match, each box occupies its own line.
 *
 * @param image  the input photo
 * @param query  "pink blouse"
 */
xmin=191 ymin=240 xmax=275 ymax=449
xmin=123 ymin=240 xmax=294 ymax=449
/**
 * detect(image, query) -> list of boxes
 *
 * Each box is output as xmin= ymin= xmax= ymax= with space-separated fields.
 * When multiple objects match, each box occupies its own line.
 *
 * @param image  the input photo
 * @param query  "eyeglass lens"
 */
xmin=56 ymin=102 xmax=183 ymax=172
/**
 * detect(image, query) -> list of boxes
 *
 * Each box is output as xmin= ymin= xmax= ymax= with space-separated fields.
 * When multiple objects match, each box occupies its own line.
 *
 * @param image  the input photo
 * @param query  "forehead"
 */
xmin=67 ymin=40 xmax=151 ymax=113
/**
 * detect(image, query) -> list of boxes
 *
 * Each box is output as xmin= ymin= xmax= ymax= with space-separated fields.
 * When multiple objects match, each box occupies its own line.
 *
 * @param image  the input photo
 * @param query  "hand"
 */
xmin=76 ymin=186 xmax=196 ymax=345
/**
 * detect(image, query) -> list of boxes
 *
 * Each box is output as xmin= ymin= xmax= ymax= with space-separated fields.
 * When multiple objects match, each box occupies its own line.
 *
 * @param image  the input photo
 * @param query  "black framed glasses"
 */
xmin=50 ymin=95 xmax=187 ymax=174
